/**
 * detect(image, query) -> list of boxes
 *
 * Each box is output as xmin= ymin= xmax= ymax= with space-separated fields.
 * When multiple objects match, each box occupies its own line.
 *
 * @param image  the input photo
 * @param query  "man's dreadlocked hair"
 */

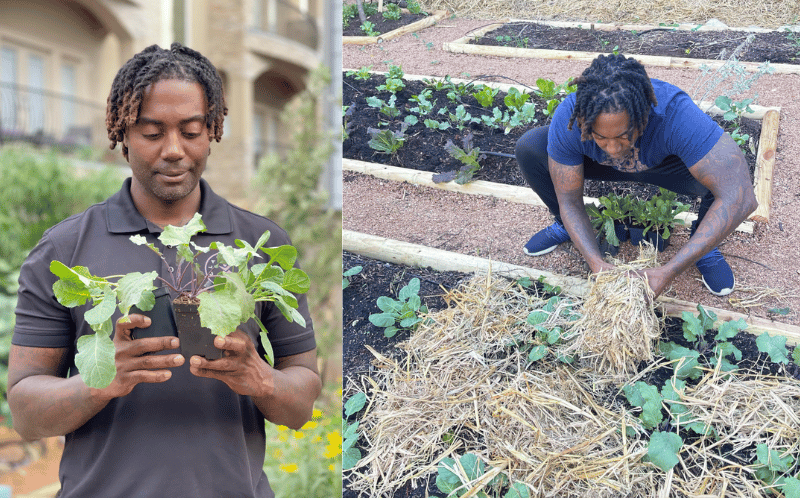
xmin=567 ymin=54 xmax=657 ymax=141
xmin=106 ymin=42 xmax=227 ymax=159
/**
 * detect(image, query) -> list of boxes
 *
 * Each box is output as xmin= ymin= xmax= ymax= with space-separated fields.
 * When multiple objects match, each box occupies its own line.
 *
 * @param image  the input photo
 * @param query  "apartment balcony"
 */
xmin=0 ymin=82 xmax=105 ymax=151
xmin=251 ymin=0 xmax=319 ymax=51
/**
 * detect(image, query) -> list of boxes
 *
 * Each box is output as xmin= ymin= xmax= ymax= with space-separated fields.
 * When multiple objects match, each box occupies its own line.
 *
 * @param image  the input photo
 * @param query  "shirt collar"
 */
xmin=106 ymin=178 xmax=232 ymax=235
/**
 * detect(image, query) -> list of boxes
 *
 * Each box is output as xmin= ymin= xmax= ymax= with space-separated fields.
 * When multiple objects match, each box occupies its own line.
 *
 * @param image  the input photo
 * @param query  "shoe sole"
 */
xmin=523 ymin=244 xmax=558 ymax=257
xmin=700 ymin=275 xmax=735 ymax=296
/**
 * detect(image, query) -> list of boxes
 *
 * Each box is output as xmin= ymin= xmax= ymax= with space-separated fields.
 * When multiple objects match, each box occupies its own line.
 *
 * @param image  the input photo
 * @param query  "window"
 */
xmin=0 ymin=46 xmax=17 ymax=131
xmin=27 ymin=53 xmax=45 ymax=134
xmin=61 ymin=62 xmax=76 ymax=136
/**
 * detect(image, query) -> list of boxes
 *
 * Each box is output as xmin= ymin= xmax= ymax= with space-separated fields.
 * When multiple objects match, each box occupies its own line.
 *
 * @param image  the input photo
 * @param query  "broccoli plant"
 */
xmin=368 ymin=277 xmax=428 ymax=337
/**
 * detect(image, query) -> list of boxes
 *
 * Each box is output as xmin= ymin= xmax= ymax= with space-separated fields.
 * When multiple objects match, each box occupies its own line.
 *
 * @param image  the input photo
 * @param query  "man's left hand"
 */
xmin=189 ymin=330 xmax=272 ymax=398
xmin=637 ymin=266 xmax=674 ymax=298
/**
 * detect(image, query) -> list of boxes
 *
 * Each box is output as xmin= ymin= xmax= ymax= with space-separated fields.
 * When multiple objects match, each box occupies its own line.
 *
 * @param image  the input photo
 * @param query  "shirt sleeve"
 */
xmin=664 ymin=91 xmax=724 ymax=167
xmin=13 ymin=233 xmax=76 ymax=348
xmin=547 ymin=94 xmax=585 ymax=166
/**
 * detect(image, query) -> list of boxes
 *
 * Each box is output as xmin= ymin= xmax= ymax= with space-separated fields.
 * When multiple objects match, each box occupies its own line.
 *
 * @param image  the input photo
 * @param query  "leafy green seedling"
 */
xmin=659 ymin=342 xmax=703 ymax=380
xmin=504 ymin=87 xmax=531 ymax=111
xmin=756 ymin=332 xmax=789 ymax=364
xmin=714 ymin=96 xmax=754 ymax=123
xmin=376 ymin=77 xmax=405 ymax=94
xmin=645 ymin=431 xmax=683 ymax=471
xmin=661 ymin=378 xmax=715 ymax=437
xmin=436 ymin=453 xmax=486 ymax=497
xmin=622 ymin=381 xmax=664 ymax=430
xmin=366 ymin=94 xmax=401 ymax=122
xmin=382 ymin=3 xmax=401 ymax=20
xmin=346 ymin=66 xmax=373 ymax=81
xmin=342 ymin=265 xmax=363 ymax=289
xmin=752 ymin=443 xmax=795 ymax=487
xmin=367 ymin=124 xmax=408 ymax=155
xmin=433 ymin=133 xmax=484 ymax=184
xmin=368 ymin=277 xmax=428 ymax=337
xmin=52 ymin=213 xmax=309 ymax=388
xmin=472 ymin=85 xmax=500 ymax=108
xmin=360 ymin=21 xmax=379 ymax=37
xmin=342 ymin=419 xmax=362 ymax=470
xmin=344 ymin=391 xmax=367 ymax=417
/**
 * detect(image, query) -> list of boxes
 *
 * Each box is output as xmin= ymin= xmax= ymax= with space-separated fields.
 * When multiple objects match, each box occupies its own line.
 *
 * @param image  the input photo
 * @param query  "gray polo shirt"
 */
xmin=13 ymin=177 xmax=316 ymax=497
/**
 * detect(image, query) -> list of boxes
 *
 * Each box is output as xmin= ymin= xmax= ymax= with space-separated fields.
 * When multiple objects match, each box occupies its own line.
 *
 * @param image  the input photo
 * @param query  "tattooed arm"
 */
xmin=549 ymin=157 xmax=614 ymax=274
xmin=642 ymin=133 xmax=757 ymax=295
xmin=8 ymin=315 xmax=184 ymax=440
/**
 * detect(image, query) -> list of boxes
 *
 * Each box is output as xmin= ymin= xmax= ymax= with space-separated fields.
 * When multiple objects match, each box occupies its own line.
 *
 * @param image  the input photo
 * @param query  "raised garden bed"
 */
xmin=442 ymin=20 xmax=800 ymax=75
xmin=343 ymin=70 xmax=780 ymax=227
xmin=343 ymin=8 xmax=448 ymax=45
xmin=342 ymin=238 xmax=800 ymax=497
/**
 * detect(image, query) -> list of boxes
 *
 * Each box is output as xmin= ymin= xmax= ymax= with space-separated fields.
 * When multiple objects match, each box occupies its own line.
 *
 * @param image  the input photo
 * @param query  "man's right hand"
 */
xmin=93 ymin=314 xmax=185 ymax=400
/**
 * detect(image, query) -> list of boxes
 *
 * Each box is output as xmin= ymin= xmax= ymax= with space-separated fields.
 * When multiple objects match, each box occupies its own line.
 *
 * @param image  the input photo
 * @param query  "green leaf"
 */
xmin=115 ymin=271 xmax=158 ymax=316
xmin=344 ymin=392 xmax=367 ymax=417
xmin=660 ymin=342 xmax=702 ymax=380
xmin=262 ymin=245 xmax=297 ymax=271
xmin=756 ymin=332 xmax=790 ymax=364
xmin=384 ymin=325 xmax=399 ymax=338
xmin=343 ymin=420 xmax=359 ymax=440
xmin=681 ymin=311 xmax=703 ymax=342
xmin=254 ymin=316 xmax=274 ymax=366
xmin=782 ymin=477 xmax=800 ymax=497
xmin=622 ymin=381 xmax=663 ymax=429
xmin=251 ymin=264 xmax=283 ymax=285
xmin=221 ymin=272 xmax=255 ymax=323
xmin=505 ymin=482 xmax=531 ymax=498
xmin=129 ymin=234 xmax=162 ymax=255
xmin=526 ymin=310 xmax=548 ymax=326
xmin=376 ymin=296 xmax=401 ymax=313
xmin=342 ymin=447 xmax=361 ymax=470
xmin=528 ymin=345 xmax=548 ymax=362
xmin=52 ymin=277 xmax=91 ymax=308
xmin=75 ymin=327 xmax=116 ymax=389
xmin=84 ymin=285 xmax=117 ymax=326
xmin=460 ymin=453 xmax=485 ymax=481
xmin=272 ymin=295 xmax=306 ymax=327
xmin=793 ymin=347 xmax=800 ymax=366
xmin=281 ymin=268 xmax=309 ymax=294
xmin=756 ymin=443 xmax=794 ymax=472
xmin=646 ymin=431 xmax=682 ymax=471
xmin=714 ymin=318 xmax=747 ymax=341
xmin=369 ymin=312 xmax=396 ymax=328
xmin=198 ymin=290 xmax=244 ymax=336
xmin=399 ymin=278 xmax=420 ymax=301
xmin=436 ymin=458 xmax=463 ymax=496
xmin=768 ymin=307 xmax=791 ymax=316
xmin=714 ymin=341 xmax=742 ymax=361
xmin=158 ymin=212 xmax=205 ymax=247
xmin=211 ymin=242 xmax=250 ymax=269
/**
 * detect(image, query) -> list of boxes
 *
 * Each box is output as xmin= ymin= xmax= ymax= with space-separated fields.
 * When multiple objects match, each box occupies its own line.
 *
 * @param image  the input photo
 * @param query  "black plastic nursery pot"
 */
xmin=629 ymin=226 xmax=670 ymax=252
xmin=130 ymin=287 xmax=178 ymax=353
xmin=172 ymin=299 xmax=224 ymax=360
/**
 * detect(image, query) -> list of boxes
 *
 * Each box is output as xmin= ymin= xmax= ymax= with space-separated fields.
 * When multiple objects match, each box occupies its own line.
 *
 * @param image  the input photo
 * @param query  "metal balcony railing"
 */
xmin=0 ymin=82 xmax=105 ymax=150
xmin=251 ymin=0 xmax=319 ymax=51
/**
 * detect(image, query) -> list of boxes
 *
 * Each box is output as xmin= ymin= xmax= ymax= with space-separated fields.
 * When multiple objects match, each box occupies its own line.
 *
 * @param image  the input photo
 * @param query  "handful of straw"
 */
xmin=561 ymin=245 xmax=663 ymax=377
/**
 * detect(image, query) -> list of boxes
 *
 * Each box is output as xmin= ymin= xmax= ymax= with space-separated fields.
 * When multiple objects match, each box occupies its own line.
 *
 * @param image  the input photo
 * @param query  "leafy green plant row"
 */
xmin=346 ymin=65 xmax=576 ymax=184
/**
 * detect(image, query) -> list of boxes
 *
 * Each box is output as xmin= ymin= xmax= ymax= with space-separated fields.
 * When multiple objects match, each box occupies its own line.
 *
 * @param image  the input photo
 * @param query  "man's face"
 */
xmin=124 ymin=79 xmax=209 ymax=205
xmin=590 ymin=111 xmax=639 ymax=160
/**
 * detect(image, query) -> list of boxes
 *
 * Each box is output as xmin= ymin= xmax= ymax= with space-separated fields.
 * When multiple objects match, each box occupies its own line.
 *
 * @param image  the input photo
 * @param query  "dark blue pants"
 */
xmin=514 ymin=125 xmax=715 ymax=233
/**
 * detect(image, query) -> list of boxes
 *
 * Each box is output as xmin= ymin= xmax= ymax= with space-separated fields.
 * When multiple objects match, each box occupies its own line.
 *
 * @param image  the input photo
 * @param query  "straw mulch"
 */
xmin=420 ymin=0 xmax=800 ymax=29
xmin=345 ymin=269 xmax=800 ymax=498
xmin=560 ymin=246 xmax=663 ymax=381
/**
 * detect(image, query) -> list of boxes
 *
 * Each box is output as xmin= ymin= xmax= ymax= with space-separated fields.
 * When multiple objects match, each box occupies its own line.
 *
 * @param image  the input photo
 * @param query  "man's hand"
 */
xmin=637 ymin=266 xmax=674 ymax=298
xmin=188 ymin=330 xmax=271 ymax=398
xmin=94 ymin=314 xmax=185 ymax=401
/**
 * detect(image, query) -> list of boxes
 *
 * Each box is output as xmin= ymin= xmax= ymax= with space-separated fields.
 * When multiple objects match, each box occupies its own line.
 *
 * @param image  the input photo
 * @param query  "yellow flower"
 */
xmin=293 ymin=431 xmax=305 ymax=440
xmin=279 ymin=463 xmax=299 ymax=473
xmin=326 ymin=431 xmax=342 ymax=446
xmin=276 ymin=425 xmax=289 ymax=432
xmin=329 ymin=464 xmax=335 ymax=471
xmin=272 ymin=449 xmax=283 ymax=460
xmin=323 ymin=443 xmax=341 ymax=459
xmin=301 ymin=421 xmax=318 ymax=430
xmin=312 ymin=408 xmax=323 ymax=419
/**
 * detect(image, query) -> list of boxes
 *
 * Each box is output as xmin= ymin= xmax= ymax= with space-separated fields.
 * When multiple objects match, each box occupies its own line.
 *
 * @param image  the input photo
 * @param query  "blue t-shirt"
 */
xmin=547 ymin=78 xmax=723 ymax=172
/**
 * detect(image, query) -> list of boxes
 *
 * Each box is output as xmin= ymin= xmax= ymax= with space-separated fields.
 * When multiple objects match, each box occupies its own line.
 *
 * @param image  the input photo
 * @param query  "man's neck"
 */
xmin=130 ymin=184 xmax=202 ymax=229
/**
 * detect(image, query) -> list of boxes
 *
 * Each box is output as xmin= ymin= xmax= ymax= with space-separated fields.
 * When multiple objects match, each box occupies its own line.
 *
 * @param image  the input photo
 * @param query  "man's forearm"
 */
xmin=253 ymin=365 xmax=321 ymax=430
xmin=10 ymin=375 xmax=110 ymax=440
xmin=560 ymin=200 xmax=607 ymax=273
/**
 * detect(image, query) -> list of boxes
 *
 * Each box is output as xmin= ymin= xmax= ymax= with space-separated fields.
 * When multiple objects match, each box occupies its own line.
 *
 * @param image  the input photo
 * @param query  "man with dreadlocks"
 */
xmin=516 ymin=54 xmax=756 ymax=297
xmin=8 ymin=43 xmax=321 ymax=497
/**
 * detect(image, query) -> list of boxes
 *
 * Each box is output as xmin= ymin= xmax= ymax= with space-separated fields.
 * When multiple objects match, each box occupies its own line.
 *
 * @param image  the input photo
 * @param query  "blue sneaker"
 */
xmin=523 ymin=222 xmax=571 ymax=256
xmin=696 ymin=248 xmax=735 ymax=296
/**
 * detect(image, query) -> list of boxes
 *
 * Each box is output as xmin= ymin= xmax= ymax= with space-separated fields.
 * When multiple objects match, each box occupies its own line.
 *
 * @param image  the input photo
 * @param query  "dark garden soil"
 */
xmin=342 ymin=251 xmax=800 ymax=498
xmin=470 ymin=22 xmax=800 ymax=65
xmin=343 ymin=11 xmax=428 ymax=37
xmin=343 ymin=72 xmax=761 ymax=211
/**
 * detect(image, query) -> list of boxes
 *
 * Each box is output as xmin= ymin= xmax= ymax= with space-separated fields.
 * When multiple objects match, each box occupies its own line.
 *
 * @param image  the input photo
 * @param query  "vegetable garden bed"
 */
xmin=343 ymin=7 xmax=448 ymax=45
xmin=342 ymin=236 xmax=800 ymax=498
xmin=442 ymin=20 xmax=800 ymax=75
xmin=343 ymin=70 xmax=780 ymax=227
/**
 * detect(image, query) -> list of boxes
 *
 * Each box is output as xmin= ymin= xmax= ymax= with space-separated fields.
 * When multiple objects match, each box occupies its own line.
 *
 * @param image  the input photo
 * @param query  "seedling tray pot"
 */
xmin=172 ymin=301 xmax=224 ymax=360
xmin=629 ymin=226 xmax=646 ymax=246
xmin=130 ymin=287 xmax=178 ymax=354
xmin=645 ymin=231 xmax=670 ymax=252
